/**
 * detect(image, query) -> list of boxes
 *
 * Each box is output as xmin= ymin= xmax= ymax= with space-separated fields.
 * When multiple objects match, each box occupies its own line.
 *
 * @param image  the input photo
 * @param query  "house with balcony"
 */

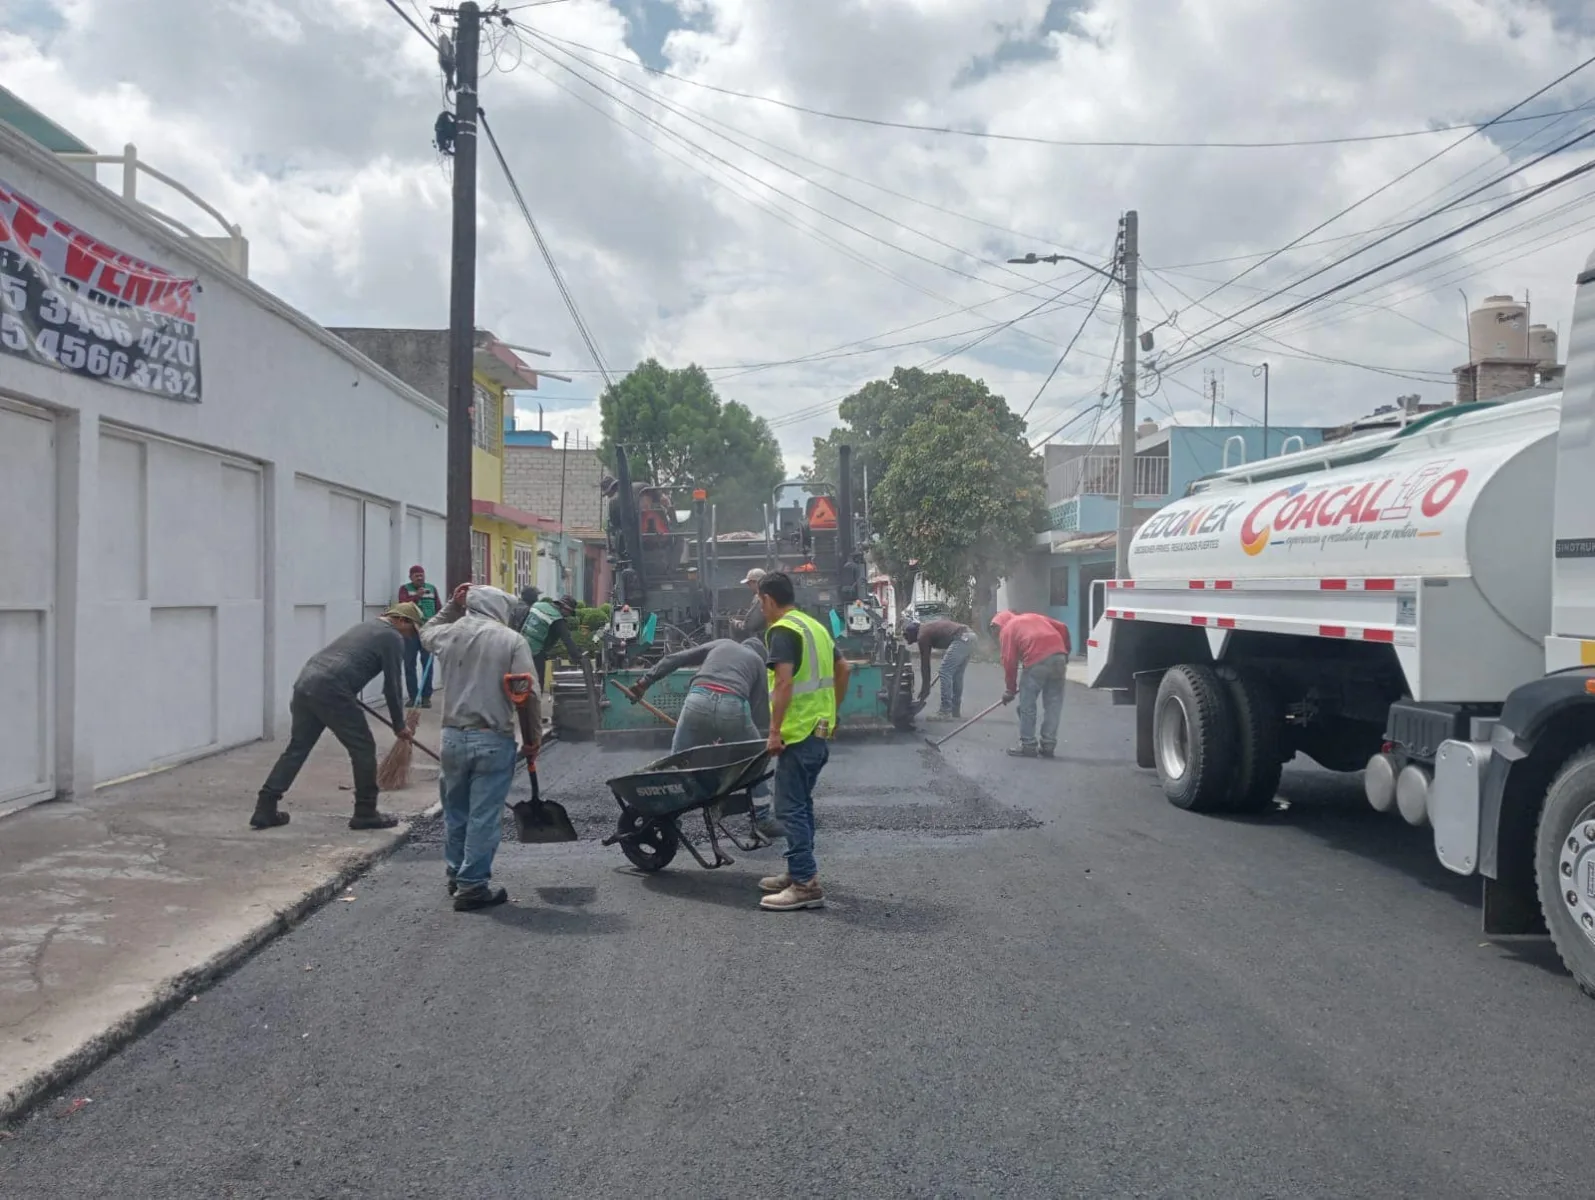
xmin=1003 ymin=422 xmax=1326 ymax=653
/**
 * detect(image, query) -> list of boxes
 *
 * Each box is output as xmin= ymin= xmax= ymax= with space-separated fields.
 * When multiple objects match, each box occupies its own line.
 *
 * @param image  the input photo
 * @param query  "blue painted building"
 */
xmin=1005 ymin=423 xmax=1326 ymax=653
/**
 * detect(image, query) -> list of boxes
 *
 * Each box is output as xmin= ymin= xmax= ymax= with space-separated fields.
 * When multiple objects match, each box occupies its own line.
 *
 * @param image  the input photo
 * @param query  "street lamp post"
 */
xmin=1009 ymin=213 xmax=1139 ymax=578
xmin=1252 ymin=362 xmax=1269 ymax=461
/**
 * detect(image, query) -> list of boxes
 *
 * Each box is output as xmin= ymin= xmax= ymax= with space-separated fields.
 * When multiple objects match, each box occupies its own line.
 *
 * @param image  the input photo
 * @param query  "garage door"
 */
xmin=0 ymin=402 xmax=56 ymax=809
xmin=95 ymin=429 xmax=265 ymax=782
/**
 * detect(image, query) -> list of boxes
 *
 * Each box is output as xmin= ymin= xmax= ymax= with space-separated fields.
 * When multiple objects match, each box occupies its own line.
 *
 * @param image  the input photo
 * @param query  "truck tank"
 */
xmin=1127 ymin=395 xmax=1562 ymax=646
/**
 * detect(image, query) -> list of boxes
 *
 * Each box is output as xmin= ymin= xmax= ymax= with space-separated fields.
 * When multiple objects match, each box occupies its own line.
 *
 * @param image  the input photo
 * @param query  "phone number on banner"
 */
xmin=0 ymin=262 xmax=200 ymax=401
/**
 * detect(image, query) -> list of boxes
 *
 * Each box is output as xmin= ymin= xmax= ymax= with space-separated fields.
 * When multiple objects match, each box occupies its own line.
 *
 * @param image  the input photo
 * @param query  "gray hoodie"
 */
xmin=420 ymin=586 xmax=536 ymax=736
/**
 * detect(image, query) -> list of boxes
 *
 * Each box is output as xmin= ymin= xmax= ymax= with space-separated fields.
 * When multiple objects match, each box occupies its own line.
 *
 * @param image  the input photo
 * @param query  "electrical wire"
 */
xmin=522 ymin=30 xmax=1595 ymax=151
xmin=383 ymin=0 xmax=436 ymax=48
xmin=479 ymin=109 xmax=614 ymax=389
xmin=1019 ymin=275 xmax=1116 ymax=421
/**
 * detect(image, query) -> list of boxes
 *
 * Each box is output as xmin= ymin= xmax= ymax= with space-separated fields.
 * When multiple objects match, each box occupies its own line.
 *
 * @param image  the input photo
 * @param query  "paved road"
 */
xmin=2 ymin=665 xmax=1587 ymax=1198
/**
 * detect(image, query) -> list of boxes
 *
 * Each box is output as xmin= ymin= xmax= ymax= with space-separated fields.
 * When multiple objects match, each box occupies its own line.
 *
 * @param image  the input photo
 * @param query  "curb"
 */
xmin=0 ymin=805 xmax=439 ymax=1126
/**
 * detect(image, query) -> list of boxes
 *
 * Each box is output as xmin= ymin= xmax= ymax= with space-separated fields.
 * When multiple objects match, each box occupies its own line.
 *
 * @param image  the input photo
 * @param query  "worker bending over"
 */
xmin=626 ymin=637 xmax=780 ymax=839
xmin=990 ymin=610 xmax=1071 ymax=759
xmin=512 ymin=592 xmax=593 ymax=686
xmin=250 ymin=603 xmax=420 ymax=831
xmin=905 ymin=617 xmax=975 ymax=721
xmin=759 ymin=571 xmax=849 ymax=912
xmin=422 ymin=584 xmax=540 ymax=912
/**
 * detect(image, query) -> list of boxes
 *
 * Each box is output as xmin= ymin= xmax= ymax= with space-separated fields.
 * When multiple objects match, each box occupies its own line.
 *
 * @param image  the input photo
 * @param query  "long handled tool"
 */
xmin=505 ymin=672 xmax=578 ymax=843
xmin=359 ymin=698 xmax=441 ymax=763
xmin=923 ymin=697 xmax=1006 ymax=750
xmin=609 ymin=677 xmax=677 ymax=727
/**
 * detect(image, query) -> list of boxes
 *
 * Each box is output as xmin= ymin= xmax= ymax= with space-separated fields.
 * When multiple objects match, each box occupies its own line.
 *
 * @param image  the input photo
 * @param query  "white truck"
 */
xmin=1087 ymin=249 xmax=1595 ymax=994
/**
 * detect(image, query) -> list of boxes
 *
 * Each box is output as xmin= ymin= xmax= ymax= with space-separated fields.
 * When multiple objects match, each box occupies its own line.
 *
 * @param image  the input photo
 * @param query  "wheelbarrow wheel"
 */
xmin=617 ymin=807 xmax=679 ymax=872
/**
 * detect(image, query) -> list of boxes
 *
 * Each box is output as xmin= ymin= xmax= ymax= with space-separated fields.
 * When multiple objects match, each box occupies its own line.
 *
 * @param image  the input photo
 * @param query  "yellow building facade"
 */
xmin=468 ymin=341 xmax=554 ymax=594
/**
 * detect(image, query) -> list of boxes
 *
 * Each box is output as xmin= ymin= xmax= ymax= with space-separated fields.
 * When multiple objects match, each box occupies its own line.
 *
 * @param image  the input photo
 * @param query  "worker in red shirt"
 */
xmin=989 ymin=610 xmax=1071 ymax=759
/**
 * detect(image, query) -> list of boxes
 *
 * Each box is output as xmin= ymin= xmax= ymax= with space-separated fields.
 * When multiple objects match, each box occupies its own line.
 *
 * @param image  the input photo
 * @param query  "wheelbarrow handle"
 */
xmin=357 ymin=698 xmax=441 ymax=761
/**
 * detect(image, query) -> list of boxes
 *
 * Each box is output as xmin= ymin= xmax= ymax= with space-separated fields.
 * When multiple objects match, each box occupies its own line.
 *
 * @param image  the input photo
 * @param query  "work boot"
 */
xmin=349 ymin=802 xmax=400 ymax=830
xmin=759 ymin=871 xmax=793 ymax=893
xmin=754 ymin=809 xmax=787 ymax=841
xmin=453 ymin=885 xmax=508 ymax=912
xmin=446 ymin=871 xmax=458 ymax=896
xmin=419 ymin=697 xmax=431 ymax=709
xmin=249 ymin=799 xmax=290 ymax=830
xmin=760 ymin=877 xmax=825 ymax=911
xmin=928 ymin=712 xmax=957 ymax=723
xmin=1006 ymin=745 xmax=1039 ymax=759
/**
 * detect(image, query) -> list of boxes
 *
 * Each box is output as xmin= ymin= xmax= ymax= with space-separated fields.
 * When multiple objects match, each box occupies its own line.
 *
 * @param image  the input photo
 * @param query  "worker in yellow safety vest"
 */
xmin=756 ymin=570 xmax=850 ymax=912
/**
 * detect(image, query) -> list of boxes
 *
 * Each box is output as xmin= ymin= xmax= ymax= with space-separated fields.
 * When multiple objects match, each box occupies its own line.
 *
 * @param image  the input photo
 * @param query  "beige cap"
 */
xmin=741 ymin=568 xmax=767 ymax=585
xmin=384 ymin=602 xmax=425 ymax=626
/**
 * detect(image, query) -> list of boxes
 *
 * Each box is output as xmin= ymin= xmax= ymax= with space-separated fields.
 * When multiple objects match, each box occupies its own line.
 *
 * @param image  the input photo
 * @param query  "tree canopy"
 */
xmin=598 ymin=359 xmax=785 ymax=532
xmin=808 ymin=367 xmax=1043 ymax=616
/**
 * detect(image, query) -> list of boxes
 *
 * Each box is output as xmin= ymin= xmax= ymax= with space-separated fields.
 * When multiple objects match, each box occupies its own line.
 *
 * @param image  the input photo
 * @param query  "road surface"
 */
xmin=1 ymin=666 xmax=1585 ymax=1198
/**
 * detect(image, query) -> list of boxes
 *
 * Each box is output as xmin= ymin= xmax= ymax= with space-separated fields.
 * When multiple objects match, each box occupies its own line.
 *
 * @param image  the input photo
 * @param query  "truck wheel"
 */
xmin=1219 ymin=667 xmax=1283 ymax=813
xmin=1535 ymin=747 xmax=1595 ymax=997
xmin=1153 ymin=664 xmax=1236 ymax=812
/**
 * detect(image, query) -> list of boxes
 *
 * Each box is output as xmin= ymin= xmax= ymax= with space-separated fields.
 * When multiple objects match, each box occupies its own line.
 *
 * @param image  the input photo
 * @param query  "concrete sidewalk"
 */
xmin=0 ymin=708 xmax=446 ymax=1122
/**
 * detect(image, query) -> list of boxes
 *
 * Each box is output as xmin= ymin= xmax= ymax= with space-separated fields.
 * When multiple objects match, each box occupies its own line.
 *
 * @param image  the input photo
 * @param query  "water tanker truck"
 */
xmin=1086 ymin=248 xmax=1595 ymax=995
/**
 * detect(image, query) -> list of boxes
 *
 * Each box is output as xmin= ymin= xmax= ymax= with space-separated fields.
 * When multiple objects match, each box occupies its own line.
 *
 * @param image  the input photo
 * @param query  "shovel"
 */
xmin=923 ymin=697 xmax=1006 ymax=751
xmin=610 ymin=678 xmax=677 ymax=727
xmin=511 ymin=759 xmax=578 ymax=843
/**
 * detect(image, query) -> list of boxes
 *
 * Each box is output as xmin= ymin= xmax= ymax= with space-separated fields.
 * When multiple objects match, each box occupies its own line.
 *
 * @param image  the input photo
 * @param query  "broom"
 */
xmin=375 ymin=658 xmax=432 ymax=790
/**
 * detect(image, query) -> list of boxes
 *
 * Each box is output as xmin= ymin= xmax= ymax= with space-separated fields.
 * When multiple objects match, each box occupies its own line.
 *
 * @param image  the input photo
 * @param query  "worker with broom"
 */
xmin=421 ymin=583 xmax=540 ymax=912
xmin=249 ymin=604 xmax=420 ymax=832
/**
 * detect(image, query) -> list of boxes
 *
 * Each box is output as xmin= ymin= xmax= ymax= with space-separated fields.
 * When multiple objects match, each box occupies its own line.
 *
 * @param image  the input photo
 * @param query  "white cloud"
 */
xmin=3 ymin=0 xmax=1593 ymax=471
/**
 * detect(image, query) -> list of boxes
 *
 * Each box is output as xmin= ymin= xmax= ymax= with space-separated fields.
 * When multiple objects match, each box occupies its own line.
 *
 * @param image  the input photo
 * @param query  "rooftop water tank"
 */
xmin=1469 ymin=294 xmax=1529 ymax=361
xmin=1529 ymin=323 xmax=1558 ymax=368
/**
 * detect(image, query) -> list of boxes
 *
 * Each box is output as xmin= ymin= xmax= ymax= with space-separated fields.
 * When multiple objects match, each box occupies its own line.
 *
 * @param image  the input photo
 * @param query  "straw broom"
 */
xmin=376 ymin=707 xmax=421 ymax=791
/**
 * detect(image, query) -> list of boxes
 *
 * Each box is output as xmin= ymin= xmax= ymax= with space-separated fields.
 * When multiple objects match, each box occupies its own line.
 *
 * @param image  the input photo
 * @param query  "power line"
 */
xmin=1019 ymin=275 xmax=1115 ymax=421
xmin=1164 ymin=54 xmax=1595 ymax=353
xmin=521 ymin=30 xmax=1595 ymax=151
xmin=384 ymin=0 xmax=437 ymax=48
xmin=1159 ymin=155 xmax=1595 ymax=374
xmin=479 ymin=108 xmax=614 ymax=389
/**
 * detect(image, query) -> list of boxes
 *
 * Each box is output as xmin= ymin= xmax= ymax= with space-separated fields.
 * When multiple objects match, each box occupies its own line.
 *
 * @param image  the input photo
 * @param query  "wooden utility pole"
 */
xmin=445 ymin=2 xmax=481 ymax=591
xmin=1114 ymin=210 xmax=1139 ymax=578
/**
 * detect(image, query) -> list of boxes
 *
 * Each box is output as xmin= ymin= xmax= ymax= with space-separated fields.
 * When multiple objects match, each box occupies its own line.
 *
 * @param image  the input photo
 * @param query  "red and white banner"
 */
xmin=0 ymin=177 xmax=202 ymax=401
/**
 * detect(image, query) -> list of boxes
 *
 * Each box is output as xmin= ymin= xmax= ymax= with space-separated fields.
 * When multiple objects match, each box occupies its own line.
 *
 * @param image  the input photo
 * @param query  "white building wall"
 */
xmin=0 ymin=124 xmax=445 ymax=809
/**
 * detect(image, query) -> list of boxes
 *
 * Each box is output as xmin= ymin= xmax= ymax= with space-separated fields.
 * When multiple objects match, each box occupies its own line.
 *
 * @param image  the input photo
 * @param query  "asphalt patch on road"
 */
xmin=407 ymin=737 xmax=1039 ymax=849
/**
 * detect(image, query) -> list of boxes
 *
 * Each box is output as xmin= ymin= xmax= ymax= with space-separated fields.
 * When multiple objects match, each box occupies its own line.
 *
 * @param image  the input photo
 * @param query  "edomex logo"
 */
xmin=1240 ymin=482 xmax=1305 ymax=556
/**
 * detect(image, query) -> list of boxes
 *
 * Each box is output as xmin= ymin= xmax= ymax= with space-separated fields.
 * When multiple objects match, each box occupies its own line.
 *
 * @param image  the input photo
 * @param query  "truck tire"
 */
xmin=1219 ymin=667 xmax=1284 ymax=813
xmin=1153 ymin=664 xmax=1236 ymax=812
xmin=1535 ymin=747 xmax=1595 ymax=997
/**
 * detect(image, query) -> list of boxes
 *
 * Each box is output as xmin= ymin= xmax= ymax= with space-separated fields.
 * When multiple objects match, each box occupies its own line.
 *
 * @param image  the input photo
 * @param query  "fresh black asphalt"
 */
xmin=1 ymin=665 xmax=1587 ymax=1198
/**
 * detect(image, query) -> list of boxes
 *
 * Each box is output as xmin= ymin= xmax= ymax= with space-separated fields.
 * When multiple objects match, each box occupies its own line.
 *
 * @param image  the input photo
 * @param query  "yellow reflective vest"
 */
xmin=766 ymin=608 xmax=837 ymax=744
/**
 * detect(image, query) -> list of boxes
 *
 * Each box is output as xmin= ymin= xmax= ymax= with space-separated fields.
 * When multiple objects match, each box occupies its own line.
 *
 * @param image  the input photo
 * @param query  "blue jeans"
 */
xmin=1018 ymin=653 xmax=1068 ymax=751
xmin=439 ymin=727 xmax=517 ymax=892
xmin=937 ymin=633 xmax=975 ymax=716
xmin=774 ymin=733 xmax=830 ymax=882
xmin=672 ymin=688 xmax=771 ymax=815
xmin=404 ymin=637 xmax=433 ymax=702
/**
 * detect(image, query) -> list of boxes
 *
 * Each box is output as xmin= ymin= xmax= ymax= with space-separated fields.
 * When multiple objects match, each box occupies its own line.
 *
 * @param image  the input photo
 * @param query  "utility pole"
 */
xmin=1253 ymin=361 xmax=1270 ymax=460
xmin=1115 ymin=210 xmax=1138 ymax=578
xmin=444 ymin=2 xmax=481 ymax=592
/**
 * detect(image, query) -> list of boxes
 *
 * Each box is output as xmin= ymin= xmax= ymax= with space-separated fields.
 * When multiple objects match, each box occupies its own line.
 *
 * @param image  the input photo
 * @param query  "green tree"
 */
xmin=598 ymin=359 xmax=784 ymax=531
xmin=870 ymin=394 xmax=1046 ymax=624
xmin=809 ymin=367 xmax=1033 ymax=618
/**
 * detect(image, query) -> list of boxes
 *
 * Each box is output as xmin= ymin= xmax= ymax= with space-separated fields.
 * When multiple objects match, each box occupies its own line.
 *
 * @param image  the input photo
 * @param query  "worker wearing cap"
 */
xmin=734 ymin=567 xmax=768 ymax=637
xmin=989 ymin=610 xmax=1071 ymax=759
xmin=517 ymin=593 xmax=591 ymax=686
xmin=250 ymin=603 xmax=420 ymax=831
xmin=397 ymin=565 xmax=441 ymax=708
xmin=905 ymin=617 xmax=976 ymax=721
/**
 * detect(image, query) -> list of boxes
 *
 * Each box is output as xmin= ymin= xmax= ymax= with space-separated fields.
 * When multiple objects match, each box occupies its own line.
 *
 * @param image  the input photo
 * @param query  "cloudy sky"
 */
xmin=4 ymin=0 xmax=1594 ymax=467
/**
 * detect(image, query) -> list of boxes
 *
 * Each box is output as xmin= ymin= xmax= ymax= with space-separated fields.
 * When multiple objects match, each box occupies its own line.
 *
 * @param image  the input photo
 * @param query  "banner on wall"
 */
xmin=0 ymin=176 xmax=203 ymax=402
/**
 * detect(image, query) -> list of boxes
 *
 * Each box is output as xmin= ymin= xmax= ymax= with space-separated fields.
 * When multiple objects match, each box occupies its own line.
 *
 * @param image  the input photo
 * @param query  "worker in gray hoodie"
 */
xmin=421 ymin=584 xmax=540 ymax=911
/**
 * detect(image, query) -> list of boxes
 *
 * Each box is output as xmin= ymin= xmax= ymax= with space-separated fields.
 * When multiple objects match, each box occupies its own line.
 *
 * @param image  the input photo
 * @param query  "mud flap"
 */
xmin=1134 ymin=670 xmax=1162 ymax=770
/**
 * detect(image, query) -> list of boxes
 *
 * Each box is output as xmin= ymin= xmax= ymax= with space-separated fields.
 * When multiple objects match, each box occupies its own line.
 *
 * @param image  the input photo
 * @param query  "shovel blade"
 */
xmin=512 ymin=799 xmax=578 ymax=843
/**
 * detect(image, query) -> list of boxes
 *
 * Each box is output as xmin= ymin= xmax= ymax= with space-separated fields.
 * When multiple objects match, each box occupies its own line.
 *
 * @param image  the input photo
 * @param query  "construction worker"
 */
xmin=625 ymin=637 xmax=781 ymax=839
xmin=990 ymin=610 xmax=1071 ymax=759
xmin=516 ymin=593 xmax=590 ymax=685
xmin=757 ymin=571 xmax=850 ymax=911
xmin=421 ymin=584 xmax=540 ymax=912
xmin=250 ymin=603 xmax=420 ymax=832
xmin=397 ymin=565 xmax=441 ymax=708
xmin=734 ymin=567 xmax=767 ymax=637
xmin=905 ymin=617 xmax=976 ymax=721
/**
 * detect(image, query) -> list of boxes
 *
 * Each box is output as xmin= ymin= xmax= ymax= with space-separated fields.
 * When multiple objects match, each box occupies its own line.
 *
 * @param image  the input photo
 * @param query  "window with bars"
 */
xmin=470 ymin=530 xmax=491 ymax=584
xmin=1049 ymin=566 xmax=1071 ymax=607
xmin=472 ymin=383 xmax=498 ymax=453
xmin=513 ymin=543 xmax=535 ymax=593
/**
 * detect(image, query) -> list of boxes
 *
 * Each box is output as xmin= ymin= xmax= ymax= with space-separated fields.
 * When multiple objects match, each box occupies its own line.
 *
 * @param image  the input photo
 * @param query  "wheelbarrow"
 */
xmin=601 ymin=740 xmax=774 ymax=873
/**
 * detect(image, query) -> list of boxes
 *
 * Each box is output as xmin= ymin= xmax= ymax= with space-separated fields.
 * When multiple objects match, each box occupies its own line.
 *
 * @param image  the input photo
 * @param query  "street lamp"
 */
xmin=1251 ymin=362 xmax=1269 ymax=461
xmin=1007 ymin=251 xmax=1124 ymax=285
